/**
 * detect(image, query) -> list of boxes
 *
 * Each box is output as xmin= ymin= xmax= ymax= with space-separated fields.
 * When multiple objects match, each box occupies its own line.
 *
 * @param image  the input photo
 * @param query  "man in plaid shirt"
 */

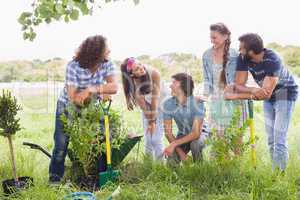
xmin=49 ymin=35 xmax=118 ymax=185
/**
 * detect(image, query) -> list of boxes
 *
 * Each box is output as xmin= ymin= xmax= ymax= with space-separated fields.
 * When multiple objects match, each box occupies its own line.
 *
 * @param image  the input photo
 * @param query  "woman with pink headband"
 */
xmin=121 ymin=57 xmax=169 ymax=160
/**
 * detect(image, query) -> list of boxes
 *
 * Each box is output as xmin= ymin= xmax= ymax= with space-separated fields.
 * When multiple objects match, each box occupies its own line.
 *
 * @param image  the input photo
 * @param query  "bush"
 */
xmin=61 ymin=98 xmax=127 ymax=176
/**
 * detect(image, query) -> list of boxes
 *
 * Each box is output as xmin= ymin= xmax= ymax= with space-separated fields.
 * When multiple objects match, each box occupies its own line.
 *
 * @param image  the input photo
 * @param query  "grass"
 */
xmin=1 ymin=85 xmax=300 ymax=199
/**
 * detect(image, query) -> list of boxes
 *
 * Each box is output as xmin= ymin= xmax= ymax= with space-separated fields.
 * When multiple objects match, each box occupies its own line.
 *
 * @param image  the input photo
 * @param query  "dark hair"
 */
xmin=210 ymin=23 xmax=231 ymax=87
xmin=238 ymin=33 xmax=264 ymax=54
xmin=74 ymin=35 xmax=107 ymax=69
xmin=120 ymin=58 xmax=151 ymax=110
xmin=171 ymin=73 xmax=194 ymax=97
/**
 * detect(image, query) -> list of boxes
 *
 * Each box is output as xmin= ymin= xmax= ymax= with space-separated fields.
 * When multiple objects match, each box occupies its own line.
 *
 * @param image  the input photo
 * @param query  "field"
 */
xmin=1 ymin=82 xmax=300 ymax=200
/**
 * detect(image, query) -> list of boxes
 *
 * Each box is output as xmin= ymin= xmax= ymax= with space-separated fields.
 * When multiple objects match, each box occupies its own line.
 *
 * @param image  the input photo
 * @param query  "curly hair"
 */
xmin=74 ymin=35 xmax=107 ymax=69
xmin=210 ymin=23 xmax=231 ymax=87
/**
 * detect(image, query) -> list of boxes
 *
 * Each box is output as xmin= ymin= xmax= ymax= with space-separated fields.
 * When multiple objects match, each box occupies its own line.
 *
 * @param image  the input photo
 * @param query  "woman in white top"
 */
xmin=121 ymin=57 xmax=169 ymax=160
xmin=202 ymin=23 xmax=248 ymax=154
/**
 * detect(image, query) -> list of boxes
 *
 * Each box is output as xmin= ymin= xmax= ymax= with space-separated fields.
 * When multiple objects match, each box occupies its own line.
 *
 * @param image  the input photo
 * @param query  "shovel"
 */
xmin=99 ymin=100 xmax=120 ymax=188
xmin=248 ymin=100 xmax=256 ymax=169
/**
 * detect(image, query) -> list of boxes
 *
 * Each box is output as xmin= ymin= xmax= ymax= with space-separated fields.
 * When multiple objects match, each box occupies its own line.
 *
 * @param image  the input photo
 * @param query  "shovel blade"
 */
xmin=99 ymin=170 xmax=120 ymax=188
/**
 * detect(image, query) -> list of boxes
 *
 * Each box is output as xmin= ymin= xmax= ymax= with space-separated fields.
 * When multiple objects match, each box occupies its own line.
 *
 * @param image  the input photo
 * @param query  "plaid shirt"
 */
xmin=58 ymin=60 xmax=116 ymax=105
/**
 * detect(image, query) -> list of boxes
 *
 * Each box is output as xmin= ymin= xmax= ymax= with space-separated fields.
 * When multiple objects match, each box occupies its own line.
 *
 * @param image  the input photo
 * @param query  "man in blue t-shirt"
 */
xmin=163 ymin=73 xmax=210 ymax=162
xmin=225 ymin=33 xmax=298 ymax=171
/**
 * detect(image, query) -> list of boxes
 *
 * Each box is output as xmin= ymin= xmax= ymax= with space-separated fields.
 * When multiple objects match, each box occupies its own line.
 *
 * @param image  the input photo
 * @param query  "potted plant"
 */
xmin=0 ymin=90 xmax=32 ymax=195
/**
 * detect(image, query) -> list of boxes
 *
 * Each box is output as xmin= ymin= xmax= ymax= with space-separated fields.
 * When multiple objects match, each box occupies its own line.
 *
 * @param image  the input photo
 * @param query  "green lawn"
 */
xmin=1 ymin=86 xmax=300 ymax=200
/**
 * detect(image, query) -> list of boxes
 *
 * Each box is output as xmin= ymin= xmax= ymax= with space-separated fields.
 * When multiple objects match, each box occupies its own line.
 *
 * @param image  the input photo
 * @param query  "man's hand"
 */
xmin=164 ymin=142 xmax=177 ymax=156
xmin=253 ymin=88 xmax=268 ymax=99
xmin=77 ymin=88 xmax=91 ymax=104
xmin=100 ymin=94 xmax=112 ymax=101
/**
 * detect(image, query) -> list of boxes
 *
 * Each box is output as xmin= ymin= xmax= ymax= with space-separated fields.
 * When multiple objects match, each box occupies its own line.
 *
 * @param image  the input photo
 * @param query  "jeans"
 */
xmin=263 ymin=100 xmax=295 ymax=171
xmin=168 ymin=124 xmax=210 ymax=163
xmin=49 ymin=101 xmax=69 ymax=180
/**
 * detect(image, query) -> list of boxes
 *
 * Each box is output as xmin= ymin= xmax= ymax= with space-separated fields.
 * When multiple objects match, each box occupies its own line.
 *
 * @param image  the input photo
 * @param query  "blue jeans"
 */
xmin=263 ymin=100 xmax=295 ymax=171
xmin=49 ymin=101 xmax=69 ymax=180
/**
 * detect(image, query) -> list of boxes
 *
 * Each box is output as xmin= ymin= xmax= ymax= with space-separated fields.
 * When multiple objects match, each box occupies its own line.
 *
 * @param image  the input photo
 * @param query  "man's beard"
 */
xmin=243 ymin=53 xmax=252 ymax=62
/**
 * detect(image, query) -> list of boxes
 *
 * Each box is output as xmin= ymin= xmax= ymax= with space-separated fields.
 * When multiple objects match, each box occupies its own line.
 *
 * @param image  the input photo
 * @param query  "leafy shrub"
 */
xmin=61 ymin=98 xmax=127 ymax=176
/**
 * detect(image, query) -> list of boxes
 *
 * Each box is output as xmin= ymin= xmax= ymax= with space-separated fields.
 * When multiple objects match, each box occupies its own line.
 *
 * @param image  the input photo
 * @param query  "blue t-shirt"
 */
xmin=236 ymin=49 xmax=298 ymax=102
xmin=162 ymin=95 xmax=205 ymax=137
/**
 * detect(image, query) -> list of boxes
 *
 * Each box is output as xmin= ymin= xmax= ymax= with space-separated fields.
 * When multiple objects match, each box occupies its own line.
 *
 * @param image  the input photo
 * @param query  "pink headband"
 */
xmin=126 ymin=57 xmax=135 ymax=72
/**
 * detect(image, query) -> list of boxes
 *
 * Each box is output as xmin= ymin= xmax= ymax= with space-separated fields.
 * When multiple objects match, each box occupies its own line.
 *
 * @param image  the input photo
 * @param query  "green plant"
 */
xmin=209 ymin=107 xmax=250 ymax=164
xmin=0 ymin=90 xmax=22 ymax=182
xmin=61 ymin=98 xmax=127 ymax=176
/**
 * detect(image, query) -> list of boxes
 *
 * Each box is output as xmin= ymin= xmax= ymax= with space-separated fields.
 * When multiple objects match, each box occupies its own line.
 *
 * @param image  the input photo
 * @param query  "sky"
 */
xmin=1 ymin=0 xmax=300 ymax=61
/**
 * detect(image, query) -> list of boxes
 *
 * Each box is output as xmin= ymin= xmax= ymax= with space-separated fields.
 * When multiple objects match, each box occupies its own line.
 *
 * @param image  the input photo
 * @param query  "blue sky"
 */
xmin=1 ymin=0 xmax=300 ymax=61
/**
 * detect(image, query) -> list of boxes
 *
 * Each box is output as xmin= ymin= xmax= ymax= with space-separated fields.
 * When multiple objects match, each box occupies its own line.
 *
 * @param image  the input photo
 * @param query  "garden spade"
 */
xmin=248 ymin=100 xmax=256 ymax=169
xmin=99 ymin=100 xmax=120 ymax=188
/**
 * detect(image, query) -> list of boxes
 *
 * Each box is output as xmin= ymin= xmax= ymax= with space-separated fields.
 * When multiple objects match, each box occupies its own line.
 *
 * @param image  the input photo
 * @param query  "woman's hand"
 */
xmin=224 ymin=92 xmax=237 ymax=100
xmin=147 ymin=121 xmax=156 ymax=134
xmin=224 ymin=84 xmax=236 ymax=93
xmin=195 ymin=95 xmax=208 ymax=102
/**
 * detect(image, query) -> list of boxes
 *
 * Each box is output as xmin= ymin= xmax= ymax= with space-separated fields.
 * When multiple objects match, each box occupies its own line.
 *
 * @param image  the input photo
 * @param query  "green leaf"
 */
xmin=21 ymin=25 xmax=28 ymax=31
xmin=78 ymin=3 xmax=89 ymax=15
xmin=23 ymin=32 xmax=30 ymax=40
xmin=55 ymin=4 xmax=65 ymax=14
xmin=45 ymin=18 xmax=52 ymax=24
xmin=70 ymin=9 xmax=80 ymax=20
xmin=33 ymin=18 xmax=43 ymax=26
xmin=64 ymin=15 xmax=70 ymax=23
xmin=29 ymin=32 xmax=37 ymax=41
xmin=18 ymin=12 xmax=32 ymax=25
xmin=38 ymin=6 xmax=50 ymax=18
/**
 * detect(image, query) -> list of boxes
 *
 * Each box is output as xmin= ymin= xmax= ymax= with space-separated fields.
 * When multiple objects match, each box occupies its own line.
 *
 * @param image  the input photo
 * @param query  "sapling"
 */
xmin=0 ymin=90 xmax=22 ymax=182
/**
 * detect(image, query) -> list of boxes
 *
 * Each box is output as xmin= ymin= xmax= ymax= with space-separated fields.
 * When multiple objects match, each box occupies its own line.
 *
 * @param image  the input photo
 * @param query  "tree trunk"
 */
xmin=7 ymin=135 xmax=18 ymax=182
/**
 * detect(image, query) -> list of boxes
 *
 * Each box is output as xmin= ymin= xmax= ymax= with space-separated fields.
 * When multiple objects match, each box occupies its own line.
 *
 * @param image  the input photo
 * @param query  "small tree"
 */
xmin=0 ymin=90 xmax=22 ymax=182
xmin=209 ymin=108 xmax=250 ymax=164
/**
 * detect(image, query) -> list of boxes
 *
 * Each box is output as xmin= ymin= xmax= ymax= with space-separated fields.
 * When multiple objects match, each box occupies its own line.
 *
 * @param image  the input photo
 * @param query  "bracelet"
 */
xmin=148 ymin=118 xmax=157 ymax=123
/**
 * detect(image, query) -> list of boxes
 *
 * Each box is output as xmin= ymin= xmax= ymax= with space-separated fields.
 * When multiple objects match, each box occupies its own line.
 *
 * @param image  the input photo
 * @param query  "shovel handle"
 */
xmin=248 ymin=100 xmax=256 ymax=168
xmin=100 ymin=100 xmax=112 ymax=165
xmin=100 ymin=99 xmax=112 ymax=115
xmin=248 ymin=100 xmax=254 ymax=119
xmin=104 ymin=115 xmax=112 ymax=165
